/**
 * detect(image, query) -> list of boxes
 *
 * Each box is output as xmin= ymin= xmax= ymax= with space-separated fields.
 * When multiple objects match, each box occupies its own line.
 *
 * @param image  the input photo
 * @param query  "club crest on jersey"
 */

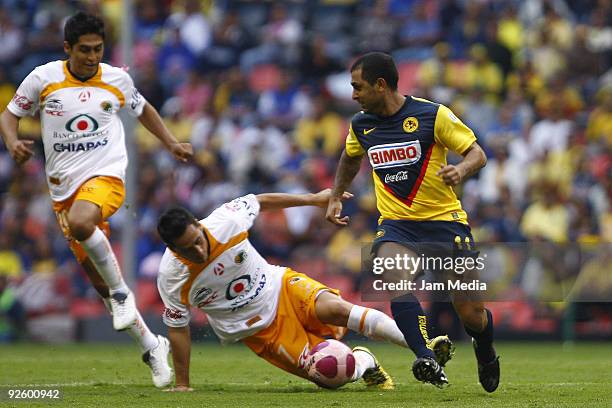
xmin=101 ymin=101 xmax=113 ymax=113
xmin=403 ymin=117 xmax=419 ymax=133
xmin=375 ymin=229 xmax=385 ymax=238
xmin=234 ymin=250 xmax=247 ymax=264
xmin=226 ymin=275 xmax=251 ymax=300
xmin=367 ymin=141 xmax=422 ymax=169
xmin=65 ymin=114 xmax=99 ymax=132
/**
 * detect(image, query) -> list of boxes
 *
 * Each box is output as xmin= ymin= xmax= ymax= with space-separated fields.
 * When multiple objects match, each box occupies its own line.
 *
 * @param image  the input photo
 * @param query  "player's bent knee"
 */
xmin=457 ymin=303 xmax=487 ymax=332
xmin=67 ymin=216 xmax=96 ymax=241
xmin=315 ymin=291 xmax=352 ymax=327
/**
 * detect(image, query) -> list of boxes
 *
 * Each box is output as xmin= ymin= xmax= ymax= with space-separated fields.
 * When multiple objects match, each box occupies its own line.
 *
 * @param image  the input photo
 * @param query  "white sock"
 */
xmin=348 ymin=305 xmax=408 ymax=348
xmin=80 ymin=227 xmax=128 ymax=294
xmin=351 ymin=349 xmax=376 ymax=381
xmin=126 ymin=311 xmax=159 ymax=352
xmin=102 ymin=297 xmax=158 ymax=352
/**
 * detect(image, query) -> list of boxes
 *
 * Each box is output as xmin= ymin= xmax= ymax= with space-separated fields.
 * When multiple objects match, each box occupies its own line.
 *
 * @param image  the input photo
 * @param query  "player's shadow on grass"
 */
xmin=200 ymin=384 xmax=390 ymax=393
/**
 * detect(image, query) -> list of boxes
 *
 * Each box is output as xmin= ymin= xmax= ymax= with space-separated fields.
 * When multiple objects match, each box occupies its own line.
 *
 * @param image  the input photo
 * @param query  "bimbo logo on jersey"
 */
xmin=367 ymin=141 xmax=422 ymax=169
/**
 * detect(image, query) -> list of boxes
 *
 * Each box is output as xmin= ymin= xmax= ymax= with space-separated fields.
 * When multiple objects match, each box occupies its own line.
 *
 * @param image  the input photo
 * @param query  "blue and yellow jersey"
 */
xmin=345 ymin=96 xmax=476 ymax=224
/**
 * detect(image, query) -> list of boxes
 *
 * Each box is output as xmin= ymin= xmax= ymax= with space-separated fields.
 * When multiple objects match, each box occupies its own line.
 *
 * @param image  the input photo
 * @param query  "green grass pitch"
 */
xmin=1 ymin=341 xmax=611 ymax=407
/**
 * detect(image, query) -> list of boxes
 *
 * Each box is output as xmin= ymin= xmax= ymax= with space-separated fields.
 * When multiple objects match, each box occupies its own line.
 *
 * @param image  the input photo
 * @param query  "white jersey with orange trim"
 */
xmin=157 ymin=194 xmax=287 ymax=344
xmin=7 ymin=60 xmax=146 ymax=201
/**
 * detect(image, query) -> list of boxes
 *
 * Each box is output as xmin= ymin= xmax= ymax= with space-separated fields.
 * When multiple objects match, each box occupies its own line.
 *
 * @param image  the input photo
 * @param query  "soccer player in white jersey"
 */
xmin=0 ymin=12 xmax=192 ymax=387
xmin=156 ymin=189 xmax=453 ymax=391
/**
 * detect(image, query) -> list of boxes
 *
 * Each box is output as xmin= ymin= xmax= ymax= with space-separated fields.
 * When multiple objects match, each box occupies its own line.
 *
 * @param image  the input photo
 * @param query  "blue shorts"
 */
xmin=372 ymin=219 xmax=476 ymax=258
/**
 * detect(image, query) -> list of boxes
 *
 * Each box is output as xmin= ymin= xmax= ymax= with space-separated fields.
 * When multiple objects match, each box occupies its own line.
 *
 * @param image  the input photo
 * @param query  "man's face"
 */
xmin=64 ymin=33 xmax=104 ymax=78
xmin=351 ymin=68 xmax=382 ymax=113
xmin=171 ymin=223 xmax=209 ymax=264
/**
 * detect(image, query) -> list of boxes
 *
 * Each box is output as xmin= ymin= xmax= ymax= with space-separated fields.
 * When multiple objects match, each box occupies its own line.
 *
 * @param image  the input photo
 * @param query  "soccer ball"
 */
xmin=306 ymin=339 xmax=355 ymax=389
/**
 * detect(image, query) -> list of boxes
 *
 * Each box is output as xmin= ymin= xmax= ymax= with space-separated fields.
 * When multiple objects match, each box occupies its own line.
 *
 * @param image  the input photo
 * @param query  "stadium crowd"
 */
xmin=0 ymin=0 xmax=610 ymax=342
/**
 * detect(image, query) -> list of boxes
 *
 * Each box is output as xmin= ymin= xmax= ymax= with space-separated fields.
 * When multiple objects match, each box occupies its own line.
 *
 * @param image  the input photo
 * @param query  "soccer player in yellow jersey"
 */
xmin=0 ymin=12 xmax=192 ymax=387
xmin=326 ymin=52 xmax=499 ymax=392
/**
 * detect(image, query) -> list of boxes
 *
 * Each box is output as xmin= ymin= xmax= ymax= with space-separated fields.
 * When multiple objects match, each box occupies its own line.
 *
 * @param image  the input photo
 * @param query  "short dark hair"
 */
xmin=350 ymin=52 xmax=398 ymax=91
xmin=157 ymin=207 xmax=198 ymax=247
xmin=64 ymin=11 xmax=105 ymax=47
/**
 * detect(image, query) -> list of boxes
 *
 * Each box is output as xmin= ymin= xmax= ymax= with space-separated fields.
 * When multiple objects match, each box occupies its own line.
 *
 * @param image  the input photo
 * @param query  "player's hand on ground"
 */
xmin=437 ymin=164 xmax=464 ymax=186
xmin=325 ymin=193 xmax=351 ymax=226
xmin=168 ymin=142 xmax=193 ymax=163
xmin=8 ymin=139 xmax=34 ymax=164
xmin=162 ymin=385 xmax=194 ymax=392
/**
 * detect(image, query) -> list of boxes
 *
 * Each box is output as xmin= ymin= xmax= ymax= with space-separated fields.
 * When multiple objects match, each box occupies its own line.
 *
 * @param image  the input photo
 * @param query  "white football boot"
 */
xmin=143 ymin=335 xmax=173 ymax=388
xmin=110 ymin=291 xmax=138 ymax=331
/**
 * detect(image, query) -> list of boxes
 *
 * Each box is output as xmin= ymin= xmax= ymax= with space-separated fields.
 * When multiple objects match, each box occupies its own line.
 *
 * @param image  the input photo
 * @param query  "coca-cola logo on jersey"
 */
xmin=384 ymin=170 xmax=409 ymax=183
xmin=12 ymin=94 xmax=33 ymax=111
xmin=368 ymin=141 xmax=422 ymax=169
xmin=164 ymin=307 xmax=183 ymax=320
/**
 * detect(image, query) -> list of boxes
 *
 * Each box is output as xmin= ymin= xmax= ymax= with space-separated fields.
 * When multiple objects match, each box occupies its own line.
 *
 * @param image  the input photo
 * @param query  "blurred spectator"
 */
xmin=453 ymin=86 xmax=497 ymax=139
xmin=0 ymin=235 xmax=23 ymax=279
xmin=326 ymin=212 xmax=372 ymax=275
xmin=566 ymin=24 xmax=604 ymax=98
xmin=157 ymin=24 xmax=196 ymax=93
xmin=355 ymin=0 xmax=397 ymax=53
xmin=135 ymin=64 xmax=166 ymax=111
xmin=206 ymin=8 xmax=252 ymax=69
xmin=0 ymin=275 xmax=24 ymax=342
xmin=535 ymin=73 xmax=584 ymax=119
xmin=529 ymin=28 xmax=566 ymax=82
xmin=212 ymin=66 xmax=257 ymax=117
xmin=397 ymin=1 xmax=440 ymax=60
xmin=0 ymin=67 xmax=16 ymax=116
xmin=134 ymin=0 xmax=167 ymax=42
xmin=294 ymin=95 xmax=344 ymax=157
xmin=240 ymin=2 xmax=303 ymax=71
xmin=0 ymin=9 xmax=24 ymax=66
xmin=528 ymin=98 xmax=573 ymax=158
xmin=460 ymin=2 xmax=487 ymax=48
xmin=483 ymin=21 xmax=513 ymax=79
xmin=498 ymin=5 xmax=524 ymax=53
xmin=506 ymin=58 xmax=545 ymax=101
xmin=463 ymin=44 xmax=504 ymax=97
xmin=299 ymin=35 xmax=344 ymax=86
xmin=257 ymin=69 xmax=312 ymax=131
xmin=176 ymin=70 xmax=213 ymax=119
xmin=585 ymin=85 xmax=612 ymax=147
xmin=168 ymin=0 xmax=211 ymax=57
xmin=520 ymin=184 xmax=569 ymax=243
xmin=477 ymin=142 xmax=526 ymax=203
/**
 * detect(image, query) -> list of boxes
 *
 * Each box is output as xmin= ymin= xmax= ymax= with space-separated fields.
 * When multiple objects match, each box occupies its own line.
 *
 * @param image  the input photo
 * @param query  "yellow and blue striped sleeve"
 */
xmin=345 ymin=124 xmax=365 ymax=157
xmin=434 ymin=105 xmax=477 ymax=155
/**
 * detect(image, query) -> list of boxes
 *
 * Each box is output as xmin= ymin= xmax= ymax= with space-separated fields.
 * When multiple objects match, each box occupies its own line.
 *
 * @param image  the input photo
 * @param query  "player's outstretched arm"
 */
xmin=167 ymin=325 xmax=192 ymax=391
xmin=256 ymin=189 xmax=353 ymax=212
xmin=0 ymin=110 xmax=33 ymax=165
xmin=326 ymin=149 xmax=363 ymax=226
xmin=436 ymin=142 xmax=487 ymax=186
xmin=137 ymin=102 xmax=193 ymax=163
